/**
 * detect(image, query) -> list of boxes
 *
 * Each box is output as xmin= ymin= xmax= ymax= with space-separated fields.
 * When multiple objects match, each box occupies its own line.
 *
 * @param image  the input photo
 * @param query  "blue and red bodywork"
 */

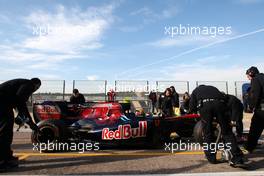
xmin=33 ymin=101 xmax=200 ymax=146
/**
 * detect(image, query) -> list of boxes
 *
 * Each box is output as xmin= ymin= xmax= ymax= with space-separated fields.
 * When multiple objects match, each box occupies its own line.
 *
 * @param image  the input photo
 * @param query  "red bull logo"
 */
xmin=102 ymin=121 xmax=147 ymax=140
xmin=36 ymin=105 xmax=60 ymax=114
xmin=35 ymin=105 xmax=61 ymax=120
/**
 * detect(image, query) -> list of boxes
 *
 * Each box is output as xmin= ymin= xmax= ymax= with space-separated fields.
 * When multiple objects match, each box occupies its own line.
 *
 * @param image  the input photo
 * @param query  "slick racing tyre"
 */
xmin=31 ymin=119 xmax=67 ymax=145
xmin=193 ymin=120 xmax=222 ymax=145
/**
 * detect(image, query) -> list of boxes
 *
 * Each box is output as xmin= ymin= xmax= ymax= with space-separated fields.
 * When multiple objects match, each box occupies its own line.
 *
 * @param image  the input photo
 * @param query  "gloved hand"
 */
xmin=29 ymin=123 xmax=39 ymax=132
xmin=230 ymin=121 xmax=236 ymax=127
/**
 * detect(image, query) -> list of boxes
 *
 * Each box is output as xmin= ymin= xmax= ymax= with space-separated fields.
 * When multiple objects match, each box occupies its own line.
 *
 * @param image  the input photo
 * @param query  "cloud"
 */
xmin=130 ymin=5 xmax=179 ymax=24
xmin=123 ymin=55 xmax=264 ymax=82
xmin=119 ymin=25 xmax=143 ymax=32
xmin=0 ymin=14 xmax=10 ymax=24
xmin=23 ymin=4 xmax=114 ymax=53
xmin=86 ymin=75 xmax=99 ymax=80
xmin=0 ymin=3 xmax=117 ymax=74
xmin=148 ymin=35 xmax=227 ymax=47
xmin=159 ymin=59 xmax=264 ymax=82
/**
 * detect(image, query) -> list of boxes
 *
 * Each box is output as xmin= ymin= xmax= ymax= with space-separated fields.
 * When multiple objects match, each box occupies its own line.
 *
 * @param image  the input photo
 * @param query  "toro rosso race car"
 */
xmin=31 ymin=101 xmax=200 ymax=148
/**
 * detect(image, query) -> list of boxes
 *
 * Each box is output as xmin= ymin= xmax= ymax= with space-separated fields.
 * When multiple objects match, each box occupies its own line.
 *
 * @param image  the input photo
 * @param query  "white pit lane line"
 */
xmin=166 ymin=172 xmax=264 ymax=176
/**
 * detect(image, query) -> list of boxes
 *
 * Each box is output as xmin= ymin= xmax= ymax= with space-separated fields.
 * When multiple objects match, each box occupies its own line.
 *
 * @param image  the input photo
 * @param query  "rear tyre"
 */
xmin=31 ymin=119 xmax=67 ymax=146
xmin=193 ymin=120 xmax=222 ymax=145
xmin=193 ymin=120 xmax=204 ymax=145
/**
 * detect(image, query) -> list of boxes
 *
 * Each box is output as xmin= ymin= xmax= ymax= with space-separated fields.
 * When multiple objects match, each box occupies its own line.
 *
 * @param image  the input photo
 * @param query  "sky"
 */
xmin=0 ymin=0 xmax=264 ymax=86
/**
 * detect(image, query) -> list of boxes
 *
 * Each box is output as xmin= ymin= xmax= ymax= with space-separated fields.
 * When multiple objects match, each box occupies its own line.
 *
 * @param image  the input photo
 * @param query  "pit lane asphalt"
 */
xmin=2 ymin=131 xmax=264 ymax=175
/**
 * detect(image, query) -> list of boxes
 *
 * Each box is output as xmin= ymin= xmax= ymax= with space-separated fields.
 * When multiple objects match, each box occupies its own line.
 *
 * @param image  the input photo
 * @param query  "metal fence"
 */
xmin=73 ymin=80 xmax=107 ymax=101
xmin=156 ymin=81 xmax=189 ymax=94
xmin=0 ymin=79 xmax=251 ymax=103
xmin=114 ymin=80 xmax=149 ymax=101
xmin=196 ymin=81 xmax=229 ymax=93
xmin=33 ymin=80 xmax=65 ymax=103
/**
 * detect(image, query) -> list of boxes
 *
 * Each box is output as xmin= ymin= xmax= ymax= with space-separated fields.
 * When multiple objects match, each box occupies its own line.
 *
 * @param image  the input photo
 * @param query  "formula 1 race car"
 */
xmin=31 ymin=101 xmax=201 ymax=148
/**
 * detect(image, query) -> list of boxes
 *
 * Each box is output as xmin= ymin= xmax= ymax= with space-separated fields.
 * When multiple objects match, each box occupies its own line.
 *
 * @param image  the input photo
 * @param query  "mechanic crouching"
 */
xmin=158 ymin=88 xmax=175 ymax=117
xmin=190 ymin=85 xmax=245 ymax=167
xmin=0 ymin=78 xmax=41 ymax=171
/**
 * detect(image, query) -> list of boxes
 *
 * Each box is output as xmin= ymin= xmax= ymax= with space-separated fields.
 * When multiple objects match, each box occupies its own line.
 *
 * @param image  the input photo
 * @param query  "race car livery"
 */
xmin=32 ymin=101 xmax=200 ymax=148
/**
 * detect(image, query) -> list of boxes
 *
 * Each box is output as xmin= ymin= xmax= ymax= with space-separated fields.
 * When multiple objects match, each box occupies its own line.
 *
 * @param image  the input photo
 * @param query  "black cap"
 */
xmin=73 ymin=89 xmax=79 ymax=94
xmin=246 ymin=66 xmax=259 ymax=77
xmin=31 ymin=78 xmax=41 ymax=85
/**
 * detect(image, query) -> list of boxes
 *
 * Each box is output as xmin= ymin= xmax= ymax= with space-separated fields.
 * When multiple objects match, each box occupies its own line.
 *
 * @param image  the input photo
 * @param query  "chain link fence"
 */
xmin=73 ymin=80 xmax=107 ymax=101
xmin=0 ymin=79 xmax=250 ymax=104
xmin=114 ymin=80 xmax=149 ymax=111
xmin=33 ymin=80 xmax=65 ymax=103
xmin=114 ymin=80 xmax=149 ymax=101
xmin=156 ymin=81 xmax=189 ymax=94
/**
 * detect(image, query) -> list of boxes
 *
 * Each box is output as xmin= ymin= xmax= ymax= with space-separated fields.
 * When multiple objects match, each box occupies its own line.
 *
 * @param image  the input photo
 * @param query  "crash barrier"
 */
xmin=196 ymin=81 xmax=228 ymax=94
xmin=73 ymin=80 xmax=107 ymax=101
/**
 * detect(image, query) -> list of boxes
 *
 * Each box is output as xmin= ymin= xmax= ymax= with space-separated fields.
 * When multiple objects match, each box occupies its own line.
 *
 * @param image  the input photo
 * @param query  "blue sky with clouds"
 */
xmin=0 ymin=0 xmax=264 ymax=82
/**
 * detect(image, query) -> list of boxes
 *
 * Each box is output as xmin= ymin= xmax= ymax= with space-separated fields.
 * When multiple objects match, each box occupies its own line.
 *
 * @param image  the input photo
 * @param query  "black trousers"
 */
xmin=246 ymin=109 xmax=264 ymax=152
xmin=0 ymin=105 xmax=14 ymax=161
xmin=200 ymin=101 xmax=243 ymax=160
xmin=151 ymin=101 xmax=157 ymax=114
xmin=162 ymin=108 xmax=173 ymax=117
xmin=230 ymin=106 xmax=244 ymax=137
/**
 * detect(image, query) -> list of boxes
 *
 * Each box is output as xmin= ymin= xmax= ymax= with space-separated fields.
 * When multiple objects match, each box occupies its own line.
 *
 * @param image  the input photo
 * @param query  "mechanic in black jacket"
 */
xmin=158 ymin=88 xmax=175 ymax=117
xmin=225 ymin=94 xmax=244 ymax=141
xmin=70 ymin=89 xmax=85 ymax=104
xmin=0 ymin=78 xmax=41 ymax=171
xmin=245 ymin=66 xmax=264 ymax=153
xmin=190 ymin=85 xmax=244 ymax=167
xmin=170 ymin=86 xmax=179 ymax=108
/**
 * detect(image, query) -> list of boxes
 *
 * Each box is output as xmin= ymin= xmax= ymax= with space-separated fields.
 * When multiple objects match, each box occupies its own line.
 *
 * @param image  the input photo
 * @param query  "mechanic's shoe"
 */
xmin=0 ymin=159 xmax=18 ymax=172
xmin=0 ymin=160 xmax=6 ymax=172
xmin=229 ymin=157 xmax=246 ymax=168
xmin=205 ymin=154 xmax=217 ymax=164
xmin=5 ymin=156 xmax=19 ymax=168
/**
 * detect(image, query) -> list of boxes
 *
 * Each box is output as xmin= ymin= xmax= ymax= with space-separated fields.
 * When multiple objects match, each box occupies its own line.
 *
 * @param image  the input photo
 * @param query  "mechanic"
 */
xmin=158 ymin=88 xmax=175 ymax=117
xmin=224 ymin=93 xmax=244 ymax=143
xmin=70 ymin=89 xmax=85 ymax=104
xmin=0 ymin=78 xmax=41 ymax=171
xmin=243 ymin=87 xmax=251 ymax=113
xmin=245 ymin=66 xmax=264 ymax=153
xmin=148 ymin=90 xmax=157 ymax=114
xmin=190 ymin=85 xmax=244 ymax=167
xmin=180 ymin=92 xmax=190 ymax=114
xmin=170 ymin=86 xmax=179 ymax=108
